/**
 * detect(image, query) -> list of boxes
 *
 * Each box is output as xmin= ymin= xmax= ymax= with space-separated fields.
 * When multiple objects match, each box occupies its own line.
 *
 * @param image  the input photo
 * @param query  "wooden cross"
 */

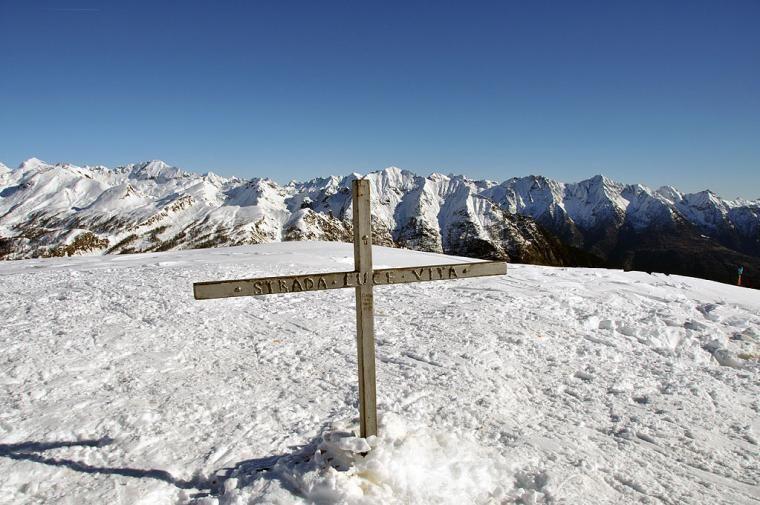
xmin=193 ymin=179 xmax=507 ymax=438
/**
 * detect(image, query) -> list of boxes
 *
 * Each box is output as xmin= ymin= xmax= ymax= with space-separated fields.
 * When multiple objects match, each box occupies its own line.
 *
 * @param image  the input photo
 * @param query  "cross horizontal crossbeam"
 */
xmin=193 ymin=261 xmax=506 ymax=300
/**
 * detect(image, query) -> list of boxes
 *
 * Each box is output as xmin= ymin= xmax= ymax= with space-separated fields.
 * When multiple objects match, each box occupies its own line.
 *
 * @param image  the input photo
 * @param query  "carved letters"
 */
xmin=194 ymin=262 xmax=506 ymax=300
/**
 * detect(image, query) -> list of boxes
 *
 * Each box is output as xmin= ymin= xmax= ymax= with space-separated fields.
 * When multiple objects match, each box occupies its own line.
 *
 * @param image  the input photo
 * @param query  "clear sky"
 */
xmin=1 ymin=1 xmax=758 ymax=198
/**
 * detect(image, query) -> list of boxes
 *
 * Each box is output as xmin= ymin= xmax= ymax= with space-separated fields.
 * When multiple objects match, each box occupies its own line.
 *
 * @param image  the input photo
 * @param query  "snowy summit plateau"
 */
xmin=0 ymin=158 xmax=759 ymax=288
xmin=0 ymin=242 xmax=757 ymax=503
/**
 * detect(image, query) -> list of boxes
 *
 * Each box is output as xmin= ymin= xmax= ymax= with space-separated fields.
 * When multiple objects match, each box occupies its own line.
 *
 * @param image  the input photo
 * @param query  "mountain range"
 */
xmin=1 ymin=158 xmax=758 ymax=288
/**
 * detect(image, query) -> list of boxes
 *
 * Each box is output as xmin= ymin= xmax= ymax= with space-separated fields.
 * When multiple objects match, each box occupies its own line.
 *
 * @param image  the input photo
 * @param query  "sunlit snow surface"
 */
xmin=0 ymin=242 xmax=758 ymax=504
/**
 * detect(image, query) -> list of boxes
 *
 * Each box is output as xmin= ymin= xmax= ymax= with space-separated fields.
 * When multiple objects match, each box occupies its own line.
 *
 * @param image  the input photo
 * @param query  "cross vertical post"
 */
xmin=352 ymin=179 xmax=377 ymax=438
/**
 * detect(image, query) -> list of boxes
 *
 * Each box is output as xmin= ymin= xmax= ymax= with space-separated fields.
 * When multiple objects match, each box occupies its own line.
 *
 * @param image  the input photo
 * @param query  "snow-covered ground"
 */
xmin=0 ymin=242 xmax=757 ymax=504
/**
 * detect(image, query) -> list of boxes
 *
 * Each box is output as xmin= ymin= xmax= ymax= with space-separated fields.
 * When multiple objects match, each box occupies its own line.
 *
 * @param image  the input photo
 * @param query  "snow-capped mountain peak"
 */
xmin=655 ymin=185 xmax=682 ymax=203
xmin=18 ymin=156 xmax=46 ymax=168
xmin=124 ymin=160 xmax=187 ymax=181
xmin=17 ymin=157 xmax=51 ymax=174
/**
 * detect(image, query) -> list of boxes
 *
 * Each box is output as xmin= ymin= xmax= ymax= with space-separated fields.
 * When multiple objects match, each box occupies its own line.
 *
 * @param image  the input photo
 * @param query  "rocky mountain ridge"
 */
xmin=1 ymin=158 xmax=758 ymax=287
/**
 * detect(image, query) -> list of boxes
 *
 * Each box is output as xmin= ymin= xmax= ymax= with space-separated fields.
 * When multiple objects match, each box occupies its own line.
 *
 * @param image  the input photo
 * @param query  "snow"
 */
xmin=0 ymin=242 xmax=757 ymax=504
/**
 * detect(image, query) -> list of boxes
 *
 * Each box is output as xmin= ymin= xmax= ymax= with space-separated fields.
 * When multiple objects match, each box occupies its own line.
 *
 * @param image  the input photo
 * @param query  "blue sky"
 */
xmin=1 ymin=1 xmax=758 ymax=198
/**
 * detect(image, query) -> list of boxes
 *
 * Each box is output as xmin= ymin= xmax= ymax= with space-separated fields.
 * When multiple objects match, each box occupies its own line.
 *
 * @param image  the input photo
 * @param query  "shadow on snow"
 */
xmin=0 ymin=434 xmax=333 ymax=499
